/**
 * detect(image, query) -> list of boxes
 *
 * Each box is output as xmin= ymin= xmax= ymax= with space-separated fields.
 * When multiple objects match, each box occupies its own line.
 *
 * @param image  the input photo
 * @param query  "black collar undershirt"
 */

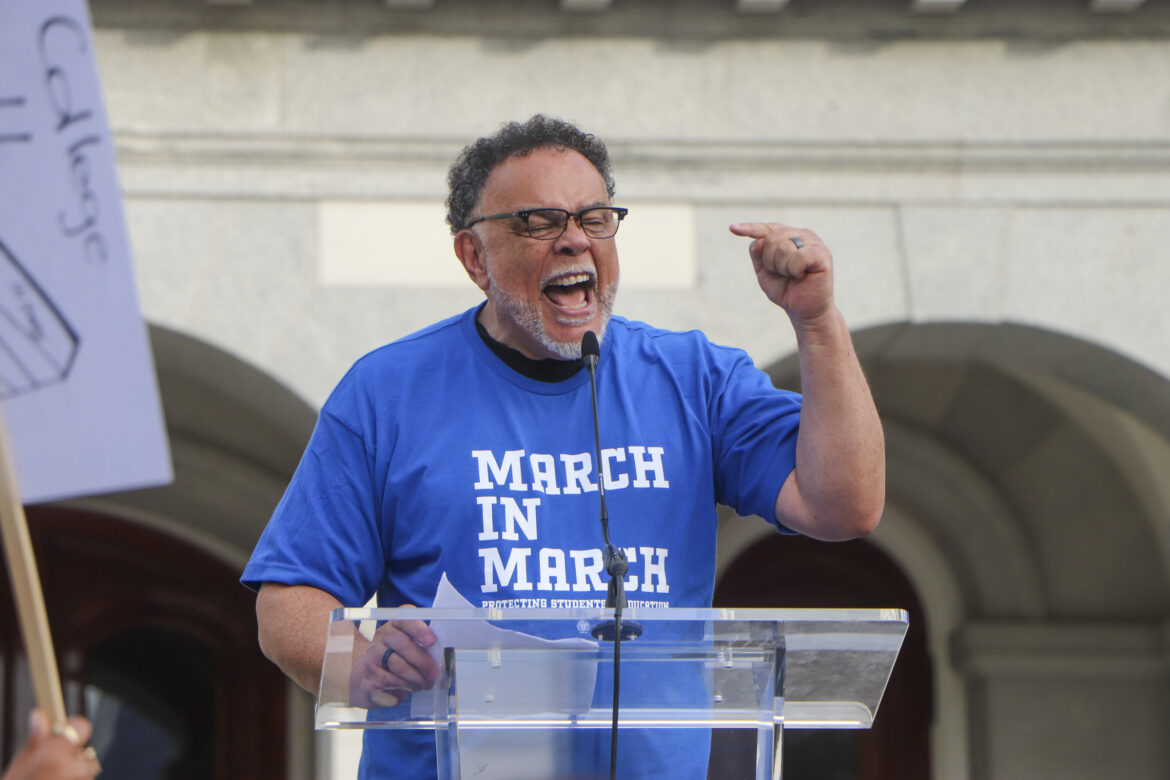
xmin=474 ymin=315 xmax=584 ymax=383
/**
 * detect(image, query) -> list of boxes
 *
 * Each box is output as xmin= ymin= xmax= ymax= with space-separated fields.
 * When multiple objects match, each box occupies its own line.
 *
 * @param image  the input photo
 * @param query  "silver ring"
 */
xmin=381 ymin=646 xmax=395 ymax=672
xmin=790 ymin=236 xmax=804 ymax=249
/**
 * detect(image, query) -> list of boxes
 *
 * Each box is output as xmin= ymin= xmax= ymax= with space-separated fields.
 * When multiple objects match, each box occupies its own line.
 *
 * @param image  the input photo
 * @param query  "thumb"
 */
xmin=27 ymin=708 xmax=50 ymax=746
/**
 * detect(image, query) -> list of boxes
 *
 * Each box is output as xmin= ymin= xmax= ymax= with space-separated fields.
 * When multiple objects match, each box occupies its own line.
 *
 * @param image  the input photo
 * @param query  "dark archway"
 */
xmin=1 ymin=507 xmax=288 ymax=778
xmin=714 ymin=534 xmax=932 ymax=780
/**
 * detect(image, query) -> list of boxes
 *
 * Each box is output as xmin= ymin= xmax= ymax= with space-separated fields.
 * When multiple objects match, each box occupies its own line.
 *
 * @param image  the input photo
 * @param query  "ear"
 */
xmin=454 ymin=229 xmax=490 ymax=292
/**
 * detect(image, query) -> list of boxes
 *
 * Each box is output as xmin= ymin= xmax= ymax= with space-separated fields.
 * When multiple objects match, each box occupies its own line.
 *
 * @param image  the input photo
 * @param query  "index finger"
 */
xmin=64 ymin=716 xmax=92 ymax=746
xmin=392 ymin=616 xmax=436 ymax=648
xmin=729 ymin=222 xmax=790 ymax=239
xmin=51 ymin=716 xmax=92 ymax=747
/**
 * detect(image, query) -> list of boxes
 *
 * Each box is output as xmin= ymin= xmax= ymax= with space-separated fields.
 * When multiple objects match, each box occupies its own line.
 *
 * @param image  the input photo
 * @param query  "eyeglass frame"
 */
xmin=463 ymin=206 xmax=629 ymax=240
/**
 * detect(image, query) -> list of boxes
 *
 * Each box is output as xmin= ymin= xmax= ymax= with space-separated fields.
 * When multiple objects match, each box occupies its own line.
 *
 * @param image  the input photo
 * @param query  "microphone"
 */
xmin=580 ymin=331 xmax=641 ymax=642
xmin=580 ymin=330 xmax=640 ymax=780
xmin=582 ymin=329 xmax=600 ymax=369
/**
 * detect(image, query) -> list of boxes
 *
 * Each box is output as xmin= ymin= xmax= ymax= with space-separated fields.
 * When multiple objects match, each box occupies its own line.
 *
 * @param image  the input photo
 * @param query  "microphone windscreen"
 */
xmin=581 ymin=330 xmax=600 ymax=359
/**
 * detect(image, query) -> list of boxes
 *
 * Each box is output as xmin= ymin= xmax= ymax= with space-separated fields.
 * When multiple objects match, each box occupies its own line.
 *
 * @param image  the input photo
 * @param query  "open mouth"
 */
xmin=542 ymin=271 xmax=596 ymax=312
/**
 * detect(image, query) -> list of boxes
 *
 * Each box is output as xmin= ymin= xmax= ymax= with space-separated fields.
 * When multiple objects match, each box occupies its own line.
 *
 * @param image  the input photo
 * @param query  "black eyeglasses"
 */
xmin=465 ymin=206 xmax=628 ymax=240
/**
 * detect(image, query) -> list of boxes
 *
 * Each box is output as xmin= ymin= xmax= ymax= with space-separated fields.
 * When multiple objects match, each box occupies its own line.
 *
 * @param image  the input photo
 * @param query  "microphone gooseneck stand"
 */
xmin=580 ymin=331 xmax=642 ymax=780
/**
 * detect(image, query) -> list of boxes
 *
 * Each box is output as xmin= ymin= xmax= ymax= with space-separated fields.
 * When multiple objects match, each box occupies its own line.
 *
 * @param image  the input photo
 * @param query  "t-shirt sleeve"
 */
xmin=708 ymin=350 xmax=802 ymax=531
xmin=240 ymin=397 xmax=388 ymax=607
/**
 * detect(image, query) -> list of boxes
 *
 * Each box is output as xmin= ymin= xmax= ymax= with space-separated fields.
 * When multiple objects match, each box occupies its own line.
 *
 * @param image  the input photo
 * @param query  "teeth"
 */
xmin=548 ymin=273 xmax=592 ymax=288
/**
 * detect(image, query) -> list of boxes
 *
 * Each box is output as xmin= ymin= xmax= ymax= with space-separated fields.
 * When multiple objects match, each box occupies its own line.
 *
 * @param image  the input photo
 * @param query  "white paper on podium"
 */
xmin=0 ymin=0 xmax=171 ymax=503
xmin=411 ymin=573 xmax=599 ymax=720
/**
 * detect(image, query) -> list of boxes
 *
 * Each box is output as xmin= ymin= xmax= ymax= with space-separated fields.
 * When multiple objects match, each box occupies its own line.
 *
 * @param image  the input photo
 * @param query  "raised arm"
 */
xmin=730 ymin=222 xmax=885 ymax=541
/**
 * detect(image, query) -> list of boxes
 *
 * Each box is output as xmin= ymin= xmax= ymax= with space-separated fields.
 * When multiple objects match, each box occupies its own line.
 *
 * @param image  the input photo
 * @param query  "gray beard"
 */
xmin=487 ymin=271 xmax=617 ymax=360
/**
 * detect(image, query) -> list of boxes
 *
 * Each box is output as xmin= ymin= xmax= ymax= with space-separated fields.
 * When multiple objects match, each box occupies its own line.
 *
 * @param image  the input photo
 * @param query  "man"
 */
xmin=243 ymin=115 xmax=884 ymax=778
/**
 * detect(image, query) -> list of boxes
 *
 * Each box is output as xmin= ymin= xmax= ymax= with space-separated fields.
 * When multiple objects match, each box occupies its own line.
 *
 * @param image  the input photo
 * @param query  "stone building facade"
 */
xmin=6 ymin=1 xmax=1169 ymax=778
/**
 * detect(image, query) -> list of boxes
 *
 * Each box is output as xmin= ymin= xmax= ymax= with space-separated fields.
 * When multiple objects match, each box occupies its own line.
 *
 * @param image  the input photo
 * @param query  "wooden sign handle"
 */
xmin=0 ymin=407 xmax=67 ymax=725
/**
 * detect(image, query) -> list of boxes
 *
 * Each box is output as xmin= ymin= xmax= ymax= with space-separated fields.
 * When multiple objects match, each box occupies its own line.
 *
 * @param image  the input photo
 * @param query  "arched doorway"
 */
xmin=0 ymin=324 xmax=319 ymax=777
xmin=713 ymin=534 xmax=932 ymax=780
xmin=746 ymin=321 xmax=1170 ymax=780
xmin=1 ymin=506 xmax=289 ymax=777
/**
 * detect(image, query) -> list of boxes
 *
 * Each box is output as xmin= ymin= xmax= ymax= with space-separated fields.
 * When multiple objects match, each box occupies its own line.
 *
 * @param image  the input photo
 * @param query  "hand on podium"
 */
xmin=350 ymin=606 xmax=440 ymax=709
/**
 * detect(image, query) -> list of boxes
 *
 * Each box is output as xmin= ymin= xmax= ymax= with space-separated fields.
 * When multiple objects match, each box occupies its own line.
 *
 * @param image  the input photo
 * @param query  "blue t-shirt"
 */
xmin=243 ymin=306 xmax=802 ymax=778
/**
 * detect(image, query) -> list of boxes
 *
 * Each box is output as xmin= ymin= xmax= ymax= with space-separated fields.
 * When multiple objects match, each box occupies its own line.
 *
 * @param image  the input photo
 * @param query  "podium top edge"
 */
xmin=329 ymin=606 xmax=910 ymax=625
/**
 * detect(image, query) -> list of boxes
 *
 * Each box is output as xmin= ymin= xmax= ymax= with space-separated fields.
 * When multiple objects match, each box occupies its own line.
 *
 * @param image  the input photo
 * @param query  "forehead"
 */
xmin=479 ymin=147 xmax=608 ymax=210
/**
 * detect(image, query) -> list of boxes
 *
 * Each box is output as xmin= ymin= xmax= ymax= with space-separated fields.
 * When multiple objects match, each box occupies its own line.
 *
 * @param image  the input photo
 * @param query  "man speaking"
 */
xmin=242 ymin=114 xmax=884 ymax=778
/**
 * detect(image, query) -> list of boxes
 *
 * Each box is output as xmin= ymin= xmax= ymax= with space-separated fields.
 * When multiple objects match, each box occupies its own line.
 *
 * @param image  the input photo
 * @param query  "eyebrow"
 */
xmin=518 ymin=200 xmax=610 ymax=211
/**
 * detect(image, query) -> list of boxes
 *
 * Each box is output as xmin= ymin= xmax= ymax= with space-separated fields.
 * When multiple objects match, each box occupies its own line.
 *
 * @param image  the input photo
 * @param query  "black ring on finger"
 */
xmin=790 ymin=236 xmax=804 ymax=249
xmin=381 ymin=646 xmax=395 ymax=672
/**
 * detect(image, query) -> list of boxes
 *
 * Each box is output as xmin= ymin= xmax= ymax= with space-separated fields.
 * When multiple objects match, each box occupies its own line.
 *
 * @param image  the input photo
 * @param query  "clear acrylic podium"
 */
xmin=316 ymin=606 xmax=907 ymax=779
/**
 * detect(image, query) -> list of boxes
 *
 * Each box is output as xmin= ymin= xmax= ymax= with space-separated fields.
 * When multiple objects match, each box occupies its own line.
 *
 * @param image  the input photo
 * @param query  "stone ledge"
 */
xmin=111 ymin=131 xmax=1170 ymax=205
xmin=89 ymin=0 xmax=1170 ymax=41
xmin=113 ymin=131 xmax=1170 ymax=170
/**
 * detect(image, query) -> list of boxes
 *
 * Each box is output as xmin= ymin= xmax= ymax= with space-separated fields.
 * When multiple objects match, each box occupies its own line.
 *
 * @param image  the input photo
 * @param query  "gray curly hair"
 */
xmin=445 ymin=115 xmax=616 ymax=235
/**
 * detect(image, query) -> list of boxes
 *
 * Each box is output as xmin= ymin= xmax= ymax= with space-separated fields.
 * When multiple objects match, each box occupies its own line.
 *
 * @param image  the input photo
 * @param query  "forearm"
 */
xmin=781 ymin=306 xmax=885 ymax=539
xmin=255 ymin=583 xmax=343 ymax=694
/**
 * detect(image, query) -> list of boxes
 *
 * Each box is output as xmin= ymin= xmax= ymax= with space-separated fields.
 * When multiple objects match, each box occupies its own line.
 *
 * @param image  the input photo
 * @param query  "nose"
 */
xmin=554 ymin=216 xmax=591 ymax=255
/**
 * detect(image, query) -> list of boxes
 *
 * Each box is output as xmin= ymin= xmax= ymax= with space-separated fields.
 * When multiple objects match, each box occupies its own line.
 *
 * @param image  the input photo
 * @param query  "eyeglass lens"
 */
xmin=526 ymin=208 xmax=622 ymax=239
